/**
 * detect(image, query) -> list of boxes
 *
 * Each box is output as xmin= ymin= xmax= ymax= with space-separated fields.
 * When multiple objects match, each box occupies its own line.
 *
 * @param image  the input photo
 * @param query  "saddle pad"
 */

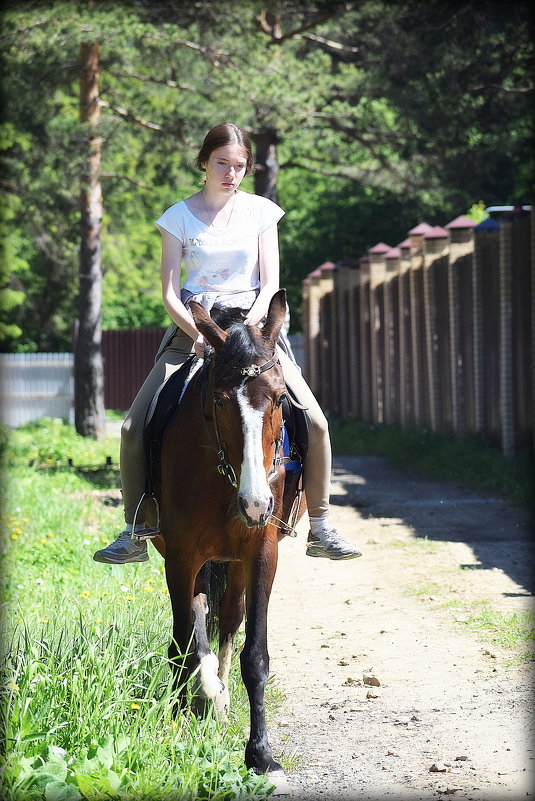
xmin=143 ymin=355 xmax=199 ymax=491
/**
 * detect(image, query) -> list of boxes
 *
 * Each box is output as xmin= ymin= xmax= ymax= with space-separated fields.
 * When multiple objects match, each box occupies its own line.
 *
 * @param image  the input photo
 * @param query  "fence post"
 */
xmin=384 ymin=247 xmax=401 ymax=425
xmin=302 ymin=265 xmax=325 ymax=395
xmin=499 ymin=219 xmax=515 ymax=456
xmin=408 ymin=223 xmax=432 ymax=426
xmin=368 ymin=243 xmax=390 ymax=423
xmin=336 ymin=259 xmax=359 ymax=418
xmin=422 ymin=226 xmax=449 ymax=431
xmin=445 ymin=215 xmax=476 ymax=436
xmin=358 ymin=257 xmax=372 ymax=421
xmin=398 ymin=238 xmax=412 ymax=428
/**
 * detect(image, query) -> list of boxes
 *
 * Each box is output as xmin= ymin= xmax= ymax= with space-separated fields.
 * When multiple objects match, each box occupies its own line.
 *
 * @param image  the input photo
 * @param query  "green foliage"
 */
xmin=1 ymin=0 xmax=533 ymax=349
xmin=329 ymin=418 xmax=535 ymax=509
xmin=2 ymin=417 xmax=119 ymax=469
xmin=0 ymin=419 xmax=278 ymax=800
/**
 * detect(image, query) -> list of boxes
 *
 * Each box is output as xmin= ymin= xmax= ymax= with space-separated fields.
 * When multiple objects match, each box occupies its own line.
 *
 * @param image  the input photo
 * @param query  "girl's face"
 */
xmin=202 ymin=143 xmax=248 ymax=194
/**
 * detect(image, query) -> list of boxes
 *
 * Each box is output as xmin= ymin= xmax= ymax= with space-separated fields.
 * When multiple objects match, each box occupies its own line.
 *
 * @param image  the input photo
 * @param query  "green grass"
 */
xmin=329 ymin=418 xmax=535 ymax=508
xmin=0 ymin=420 xmax=277 ymax=801
xmin=464 ymin=606 xmax=535 ymax=662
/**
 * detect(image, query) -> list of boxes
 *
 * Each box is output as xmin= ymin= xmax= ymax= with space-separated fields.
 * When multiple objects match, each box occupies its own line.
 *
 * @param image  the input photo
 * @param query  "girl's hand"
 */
xmin=194 ymin=334 xmax=206 ymax=358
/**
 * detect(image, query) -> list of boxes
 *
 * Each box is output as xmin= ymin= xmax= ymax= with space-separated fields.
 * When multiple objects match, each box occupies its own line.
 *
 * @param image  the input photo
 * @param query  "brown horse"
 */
xmin=152 ymin=289 xmax=304 ymax=788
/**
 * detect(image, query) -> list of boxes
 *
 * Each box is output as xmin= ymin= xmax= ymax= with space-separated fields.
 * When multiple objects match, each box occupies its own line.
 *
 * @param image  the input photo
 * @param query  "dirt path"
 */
xmin=267 ymin=455 xmax=534 ymax=801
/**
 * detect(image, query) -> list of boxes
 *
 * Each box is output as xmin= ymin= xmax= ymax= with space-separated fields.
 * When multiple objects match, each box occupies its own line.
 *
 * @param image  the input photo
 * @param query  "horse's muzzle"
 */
xmin=237 ymin=494 xmax=274 ymax=528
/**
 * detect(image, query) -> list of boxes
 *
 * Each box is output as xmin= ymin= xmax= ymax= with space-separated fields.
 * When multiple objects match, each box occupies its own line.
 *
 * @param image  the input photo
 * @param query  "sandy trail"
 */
xmin=267 ymin=455 xmax=534 ymax=801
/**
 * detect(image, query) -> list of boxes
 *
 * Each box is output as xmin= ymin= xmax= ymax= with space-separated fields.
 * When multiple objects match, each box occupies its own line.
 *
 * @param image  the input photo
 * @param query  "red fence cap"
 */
xmin=385 ymin=247 xmax=401 ymax=259
xmin=409 ymin=222 xmax=432 ymax=235
xmin=398 ymin=238 xmax=411 ymax=248
xmin=445 ymin=214 xmax=475 ymax=229
xmin=369 ymin=242 xmax=391 ymax=254
xmin=423 ymin=225 xmax=449 ymax=239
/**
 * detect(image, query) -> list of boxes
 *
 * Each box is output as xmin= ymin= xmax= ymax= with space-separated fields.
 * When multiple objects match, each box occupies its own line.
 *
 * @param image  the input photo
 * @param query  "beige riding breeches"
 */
xmin=120 ymin=326 xmax=330 ymax=524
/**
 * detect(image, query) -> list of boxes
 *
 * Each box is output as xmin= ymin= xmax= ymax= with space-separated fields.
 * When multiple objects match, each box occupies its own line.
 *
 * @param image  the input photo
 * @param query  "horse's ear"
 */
xmin=190 ymin=301 xmax=228 ymax=352
xmin=261 ymin=289 xmax=287 ymax=347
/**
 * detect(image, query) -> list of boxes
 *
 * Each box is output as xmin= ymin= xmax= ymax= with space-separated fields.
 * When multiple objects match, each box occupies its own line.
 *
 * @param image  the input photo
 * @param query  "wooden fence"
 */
xmin=302 ymin=209 xmax=534 ymax=457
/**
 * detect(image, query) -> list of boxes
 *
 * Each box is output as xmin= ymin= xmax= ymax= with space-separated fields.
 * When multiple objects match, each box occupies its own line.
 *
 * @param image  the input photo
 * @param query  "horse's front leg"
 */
xmin=165 ymin=554 xmax=201 ymax=702
xmin=241 ymin=536 xmax=286 ymax=785
xmin=216 ymin=561 xmax=246 ymax=718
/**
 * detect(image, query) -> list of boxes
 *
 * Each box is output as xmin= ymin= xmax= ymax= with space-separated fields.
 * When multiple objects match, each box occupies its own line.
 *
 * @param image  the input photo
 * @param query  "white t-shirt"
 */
xmin=155 ymin=192 xmax=284 ymax=300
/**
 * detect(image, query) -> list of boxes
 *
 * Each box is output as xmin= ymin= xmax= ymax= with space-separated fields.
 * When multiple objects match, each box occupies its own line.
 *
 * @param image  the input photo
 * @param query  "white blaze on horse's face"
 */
xmin=236 ymin=384 xmax=274 ymax=527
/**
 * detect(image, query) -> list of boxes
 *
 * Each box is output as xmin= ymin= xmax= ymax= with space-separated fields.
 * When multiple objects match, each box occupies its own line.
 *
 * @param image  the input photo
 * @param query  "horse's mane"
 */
xmin=209 ymin=304 xmax=271 ymax=385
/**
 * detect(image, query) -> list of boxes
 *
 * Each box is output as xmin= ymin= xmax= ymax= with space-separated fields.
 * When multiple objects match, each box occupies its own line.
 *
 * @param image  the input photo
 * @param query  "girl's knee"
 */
xmin=121 ymin=416 xmax=143 ymax=453
xmin=307 ymin=409 xmax=329 ymax=442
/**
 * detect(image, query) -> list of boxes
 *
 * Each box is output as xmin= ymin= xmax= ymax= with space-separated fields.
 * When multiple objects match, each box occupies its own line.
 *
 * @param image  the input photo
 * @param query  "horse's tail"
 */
xmin=202 ymin=561 xmax=228 ymax=643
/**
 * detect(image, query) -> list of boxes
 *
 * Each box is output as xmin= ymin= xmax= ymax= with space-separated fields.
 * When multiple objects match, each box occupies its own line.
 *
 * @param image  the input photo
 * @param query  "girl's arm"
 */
xmin=244 ymin=223 xmax=280 ymax=327
xmin=160 ymin=230 xmax=204 ymax=351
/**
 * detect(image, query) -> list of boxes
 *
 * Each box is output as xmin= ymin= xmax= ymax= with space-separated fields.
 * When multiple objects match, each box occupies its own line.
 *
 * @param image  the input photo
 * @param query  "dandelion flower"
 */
xmin=130 ymin=703 xmax=140 ymax=710
xmin=6 ymin=682 xmax=19 ymax=691
xmin=126 ymin=595 xmax=134 ymax=601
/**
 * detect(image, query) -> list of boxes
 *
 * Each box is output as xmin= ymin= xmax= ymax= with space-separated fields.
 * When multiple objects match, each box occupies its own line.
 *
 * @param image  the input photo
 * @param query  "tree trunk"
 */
xmin=75 ymin=41 xmax=105 ymax=439
xmin=252 ymin=128 xmax=281 ymax=202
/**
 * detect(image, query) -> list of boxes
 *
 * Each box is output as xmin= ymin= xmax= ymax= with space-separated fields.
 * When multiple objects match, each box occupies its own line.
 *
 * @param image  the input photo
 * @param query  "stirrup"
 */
xmin=132 ymin=492 xmax=161 ymax=539
xmin=282 ymin=488 xmax=304 ymax=538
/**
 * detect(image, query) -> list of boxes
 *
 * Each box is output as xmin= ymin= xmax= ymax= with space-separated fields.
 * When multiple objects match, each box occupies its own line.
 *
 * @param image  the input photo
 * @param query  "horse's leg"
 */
xmin=241 ymin=537 xmax=287 ymax=787
xmin=165 ymin=555 xmax=201 ymax=703
xmin=216 ymin=561 xmax=246 ymax=718
xmin=190 ymin=589 xmax=225 ymax=714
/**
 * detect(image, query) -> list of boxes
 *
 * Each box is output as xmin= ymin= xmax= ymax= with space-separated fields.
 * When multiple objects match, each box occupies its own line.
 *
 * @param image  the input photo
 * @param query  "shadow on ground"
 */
xmin=331 ymin=454 xmax=535 ymax=596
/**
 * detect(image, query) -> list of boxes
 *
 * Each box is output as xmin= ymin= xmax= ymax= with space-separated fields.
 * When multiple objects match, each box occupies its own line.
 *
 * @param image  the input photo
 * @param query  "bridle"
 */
xmin=201 ymin=354 xmax=285 ymax=490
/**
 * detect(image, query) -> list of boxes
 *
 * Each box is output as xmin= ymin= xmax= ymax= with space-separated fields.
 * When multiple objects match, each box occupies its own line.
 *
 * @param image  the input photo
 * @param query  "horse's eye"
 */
xmin=214 ymin=396 xmax=225 ymax=409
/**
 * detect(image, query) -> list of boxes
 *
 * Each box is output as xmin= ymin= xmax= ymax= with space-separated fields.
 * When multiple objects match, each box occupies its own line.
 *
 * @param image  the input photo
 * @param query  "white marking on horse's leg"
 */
xmin=268 ymin=769 xmax=290 ymax=796
xmin=216 ymin=635 xmax=233 ymax=715
xmin=237 ymin=386 xmax=272 ymax=522
xmin=196 ymin=652 xmax=224 ymax=701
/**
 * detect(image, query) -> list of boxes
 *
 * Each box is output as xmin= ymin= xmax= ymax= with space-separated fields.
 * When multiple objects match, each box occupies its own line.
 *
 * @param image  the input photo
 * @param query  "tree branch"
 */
xmin=256 ymin=9 xmax=339 ymax=45
xmin=107 ymin=70 xmax=211 ymax=99
xmin=295 ymin=32 xmax=360 ymax=55
xmin=471 ymin=82 xmax=534 ymax=94
xmin=99 ymin=99 xmax=193 ymax=145
xmin=101 ymin=172 xmax=154 ymax=190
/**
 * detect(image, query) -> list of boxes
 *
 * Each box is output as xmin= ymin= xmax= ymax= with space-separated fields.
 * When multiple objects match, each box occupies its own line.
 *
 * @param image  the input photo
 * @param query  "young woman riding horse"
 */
xmin=93 ymin=121 xmax=361 ymax=563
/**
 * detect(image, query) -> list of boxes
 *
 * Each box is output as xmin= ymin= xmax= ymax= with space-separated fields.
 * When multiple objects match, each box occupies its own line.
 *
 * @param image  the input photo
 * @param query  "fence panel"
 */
xmin=0 ymin=353 xmax=74 ymax=427
xmin=102 ymin=327 xmax=167 ymax=411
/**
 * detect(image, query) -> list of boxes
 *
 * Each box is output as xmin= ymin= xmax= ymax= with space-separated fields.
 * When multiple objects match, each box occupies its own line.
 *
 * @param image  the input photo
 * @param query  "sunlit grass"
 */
xmin=0 ymin=420 xmax=278 ymax=800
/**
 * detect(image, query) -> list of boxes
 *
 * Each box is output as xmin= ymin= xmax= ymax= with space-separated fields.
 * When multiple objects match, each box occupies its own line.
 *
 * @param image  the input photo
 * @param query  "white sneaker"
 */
xmin=93 ymin=530 xmax=149 ymax=564
xmin=306 ymin=528 xmax=362 ymax=560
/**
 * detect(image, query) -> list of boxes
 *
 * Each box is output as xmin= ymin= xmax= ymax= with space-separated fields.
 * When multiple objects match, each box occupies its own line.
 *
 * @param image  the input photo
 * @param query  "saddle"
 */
xmin=134 ymin=356 xmax=308 ymax=537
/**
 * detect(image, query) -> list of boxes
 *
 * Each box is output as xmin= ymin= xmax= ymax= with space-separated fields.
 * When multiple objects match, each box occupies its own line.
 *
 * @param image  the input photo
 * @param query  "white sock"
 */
xmin=309 ymin=514 xmax=330 ymax=537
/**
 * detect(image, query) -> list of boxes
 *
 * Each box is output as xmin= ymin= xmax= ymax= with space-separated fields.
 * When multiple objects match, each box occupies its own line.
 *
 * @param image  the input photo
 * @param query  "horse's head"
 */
xmin=190 ymin=289 xmax=288 ymax=528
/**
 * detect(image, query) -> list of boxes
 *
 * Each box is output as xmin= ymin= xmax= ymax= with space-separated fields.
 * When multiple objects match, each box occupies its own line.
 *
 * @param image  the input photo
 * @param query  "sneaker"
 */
xmin=306 ymin=528 xmax=362 ymax=560
xmin=93 ymin=530 xmax=149 ymax=564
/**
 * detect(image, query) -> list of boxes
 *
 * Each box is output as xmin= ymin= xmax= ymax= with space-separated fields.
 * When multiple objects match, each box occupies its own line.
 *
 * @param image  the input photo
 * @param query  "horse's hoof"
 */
xmin=214 ymin=687 xmax=230 ymax=722
xmin=268 ymin=768 xmax=290 ymax=796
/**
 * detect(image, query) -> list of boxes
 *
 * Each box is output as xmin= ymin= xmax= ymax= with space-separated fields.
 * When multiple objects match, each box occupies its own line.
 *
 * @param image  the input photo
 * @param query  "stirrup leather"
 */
xmin=131 ymin=492 xmax=161 ymax=539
